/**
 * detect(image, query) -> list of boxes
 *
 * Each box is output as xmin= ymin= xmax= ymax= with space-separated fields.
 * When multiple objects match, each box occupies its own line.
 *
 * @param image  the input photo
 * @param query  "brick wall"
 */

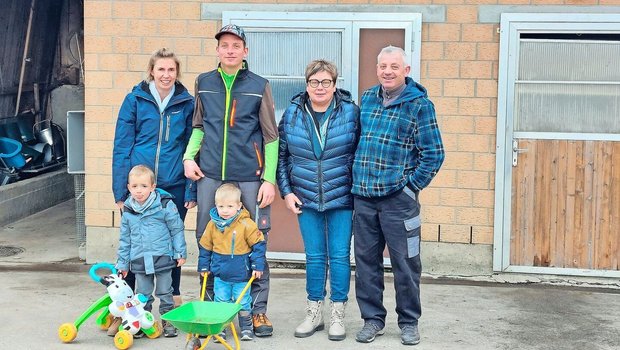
xmin=84 ymin=0 xmax=606 ymax=247
xmin=83 ymin=0 xmax=216 ymax=231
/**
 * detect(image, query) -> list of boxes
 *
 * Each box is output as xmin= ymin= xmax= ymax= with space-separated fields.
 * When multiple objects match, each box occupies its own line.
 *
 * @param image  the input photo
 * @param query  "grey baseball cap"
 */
xmin=215 ymin=24 xmax=246 ymax=44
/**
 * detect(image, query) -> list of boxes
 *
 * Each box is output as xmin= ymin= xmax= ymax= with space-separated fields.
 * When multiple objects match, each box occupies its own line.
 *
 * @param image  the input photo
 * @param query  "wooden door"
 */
xmin=510 ymin=139 xmax=620 ymax=269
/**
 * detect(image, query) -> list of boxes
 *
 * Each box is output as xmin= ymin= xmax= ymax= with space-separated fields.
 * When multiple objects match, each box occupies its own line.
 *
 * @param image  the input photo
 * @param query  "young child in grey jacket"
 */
xmin=115 ymin=165 xmax=187 ymax=338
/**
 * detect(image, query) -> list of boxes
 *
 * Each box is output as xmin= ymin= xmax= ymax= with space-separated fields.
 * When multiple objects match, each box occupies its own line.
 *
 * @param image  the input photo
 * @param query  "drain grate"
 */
xmin=0 ymin=246 xmax=24 ymax=257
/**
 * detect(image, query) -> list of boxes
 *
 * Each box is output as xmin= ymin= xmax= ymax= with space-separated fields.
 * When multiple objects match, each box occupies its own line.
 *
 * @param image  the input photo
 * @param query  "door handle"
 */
xmin=512 ymin=140 xmax=528 ymax=166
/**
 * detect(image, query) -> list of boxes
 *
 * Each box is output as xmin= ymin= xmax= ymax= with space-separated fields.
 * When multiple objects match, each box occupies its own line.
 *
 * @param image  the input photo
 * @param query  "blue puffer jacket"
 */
xmin=112 ymin=81 xmax=196 ymax=203
xmin=116 ymin=189 xmax=187 ymax=275
xmin=277 ymin=89 xmax=359 ymax=212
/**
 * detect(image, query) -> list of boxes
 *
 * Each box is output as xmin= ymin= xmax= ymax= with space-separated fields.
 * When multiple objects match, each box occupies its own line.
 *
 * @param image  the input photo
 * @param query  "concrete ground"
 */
xmin=1 ymin=200 xmax=620 ymax=349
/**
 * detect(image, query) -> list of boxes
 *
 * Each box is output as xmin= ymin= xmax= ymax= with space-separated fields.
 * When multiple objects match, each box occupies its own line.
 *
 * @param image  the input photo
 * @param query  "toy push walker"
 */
xmin=58 ymin=263 xmax=162 ymax=349
xmin=162 ymin=274 xmax=255 ymax=350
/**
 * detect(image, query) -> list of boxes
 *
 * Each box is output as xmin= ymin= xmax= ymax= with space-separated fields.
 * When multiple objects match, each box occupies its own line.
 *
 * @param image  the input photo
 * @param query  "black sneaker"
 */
xmin=355 ymin=322 xmax=384 ymax=343
xmin=401 ymin=324 xmax=420 ymax=345
xmin=133 ymin=330 xmax=145 ymax=339
xmin=162 ymin=320 xmax=178 ymax=338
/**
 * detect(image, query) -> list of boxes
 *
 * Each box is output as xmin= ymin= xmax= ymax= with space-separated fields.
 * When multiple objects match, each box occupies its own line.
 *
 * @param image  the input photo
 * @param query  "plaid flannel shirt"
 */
xmin=352 ymin=77 xmax=444 ymax=198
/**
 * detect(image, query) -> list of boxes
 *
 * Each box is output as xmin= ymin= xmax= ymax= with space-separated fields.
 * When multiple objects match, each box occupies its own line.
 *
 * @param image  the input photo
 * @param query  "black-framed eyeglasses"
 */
xmin=307 ymin=79 xmax=334 ymax=88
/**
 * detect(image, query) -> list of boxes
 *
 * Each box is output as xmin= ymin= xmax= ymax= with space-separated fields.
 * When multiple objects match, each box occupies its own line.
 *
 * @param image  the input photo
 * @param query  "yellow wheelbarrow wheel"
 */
xmin=114 ymin=330 xmax=134 ymax=350
xmin=146 ymin=321 xmax=162 ymax=339
xmin=99 ymin=313 xmax=114 ymax=330
xmin=58 ymin=323 xmax=78 ymax=343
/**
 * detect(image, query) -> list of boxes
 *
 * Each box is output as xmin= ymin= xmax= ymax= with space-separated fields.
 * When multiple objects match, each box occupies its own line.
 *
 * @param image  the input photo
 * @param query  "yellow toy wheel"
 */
xmin=145 ymin=321 xmax=162 ymax=339
xmin=58 ymin=323 xmax=78 ymax=343
xmin=114 ymin=330 xmax=134 ymax=350
xmin=99 ymin=313 xmax=114 ymax=330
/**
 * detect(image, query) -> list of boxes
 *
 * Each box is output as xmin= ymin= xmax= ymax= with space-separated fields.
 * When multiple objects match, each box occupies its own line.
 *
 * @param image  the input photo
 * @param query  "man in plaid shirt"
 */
xmin=352 ymin=46 xmax=444 ymax=346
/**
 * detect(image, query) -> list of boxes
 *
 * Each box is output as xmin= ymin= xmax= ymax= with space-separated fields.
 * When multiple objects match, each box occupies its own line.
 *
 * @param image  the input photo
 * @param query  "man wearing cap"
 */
xmin=183 ymin=24 xmax=278 ymax=338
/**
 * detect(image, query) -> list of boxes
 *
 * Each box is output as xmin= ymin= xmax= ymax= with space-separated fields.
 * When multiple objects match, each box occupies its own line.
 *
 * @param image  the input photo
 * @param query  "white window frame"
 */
xmin=494 ymin=13 xmax=620 ymax=277
xmin=222 ymin=11 xmax=422 ymax=103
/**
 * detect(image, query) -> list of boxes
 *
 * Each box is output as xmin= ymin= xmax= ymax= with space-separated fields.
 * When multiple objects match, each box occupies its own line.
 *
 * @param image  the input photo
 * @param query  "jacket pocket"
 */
xmin=229 ymin=99 xmax=237 ymax=127
xmin=402 ymin=185 xmax=419 ymax=202
xmin=404 ymin=215 xmax=421 ymax=258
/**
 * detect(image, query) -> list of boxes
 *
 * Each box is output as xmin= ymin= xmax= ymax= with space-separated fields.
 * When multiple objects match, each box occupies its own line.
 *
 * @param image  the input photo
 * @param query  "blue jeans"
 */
xmin=214 ymin=277 xmax=252 ymax=312
xmin=298 ymin=208 xmax=352 ymax=302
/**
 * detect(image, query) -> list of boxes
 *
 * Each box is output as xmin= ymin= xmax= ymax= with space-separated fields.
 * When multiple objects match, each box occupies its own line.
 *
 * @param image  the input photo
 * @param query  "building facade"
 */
xmin=83 ymin=0 xmax=620 ymax=278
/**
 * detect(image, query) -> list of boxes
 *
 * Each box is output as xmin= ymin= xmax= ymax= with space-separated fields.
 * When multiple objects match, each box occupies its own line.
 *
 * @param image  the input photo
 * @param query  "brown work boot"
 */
xmin=107 ymin=317 xmax=122 ymax=337
xmin=252 ymin=313 xmax=273 ymax=337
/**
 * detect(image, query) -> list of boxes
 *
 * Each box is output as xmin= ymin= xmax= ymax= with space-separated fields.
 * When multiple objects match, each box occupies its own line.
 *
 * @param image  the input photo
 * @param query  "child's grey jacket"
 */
xmin=116 ymin=188 xmax=187 ymax=274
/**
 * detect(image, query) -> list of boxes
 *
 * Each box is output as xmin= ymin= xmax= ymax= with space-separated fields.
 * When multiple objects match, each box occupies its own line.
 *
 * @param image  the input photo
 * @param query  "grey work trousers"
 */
xmin=134 ymin=269 xmax=174 ymax=315
xmin=353 ymin=186 xmax=422 ymax=329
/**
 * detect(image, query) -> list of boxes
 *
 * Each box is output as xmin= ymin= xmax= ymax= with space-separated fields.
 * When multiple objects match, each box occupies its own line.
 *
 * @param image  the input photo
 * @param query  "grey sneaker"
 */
xmin=162 ymin=320 xmax=178 ymax=338
xmin=240 ymin=329 xmax=254 ymax=341
xmin=401 ymin=325 xmax=420 ymax=345
xmin=355 ymin=322 xmax=384 ymax=343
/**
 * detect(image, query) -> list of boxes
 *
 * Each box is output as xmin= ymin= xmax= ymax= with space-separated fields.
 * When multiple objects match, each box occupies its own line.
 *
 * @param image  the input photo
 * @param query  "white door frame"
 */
xmin=493 ymin=13 xmax=620 ymax=277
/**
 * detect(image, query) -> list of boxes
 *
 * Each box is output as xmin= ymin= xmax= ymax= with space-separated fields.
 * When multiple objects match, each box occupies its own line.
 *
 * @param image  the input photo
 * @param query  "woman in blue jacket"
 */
xmin=277 ymin=60 xmax=359 ymax=341
xmin=111 ymin=48 xmax=196 ymax=335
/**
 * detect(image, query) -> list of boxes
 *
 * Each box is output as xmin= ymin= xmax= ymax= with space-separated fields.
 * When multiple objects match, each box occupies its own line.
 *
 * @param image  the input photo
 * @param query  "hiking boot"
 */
xmin=328 ymin=301 xmax=346 ymax=341
xmin=107 ymin=317 xmax=122 ymax=337
xmin=294 ymin=300 xmax=324 ymax=338
xmin=355 ymin=322 xmax=384 ymax=343
xmin=401 ymin=324 xmax=420 ymax=345
xmin=240 ymin=329 xmax=254 ymax=341
xmin=162 ymin=320 xmax=178 ymax=338
xmin=252 ymin=313 xmax=273 ymax=337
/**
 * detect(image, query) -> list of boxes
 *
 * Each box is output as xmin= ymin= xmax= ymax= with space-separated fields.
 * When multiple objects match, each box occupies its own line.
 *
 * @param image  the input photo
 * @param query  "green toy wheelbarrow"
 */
xmin=162 ymin=275 xmax=255 ymax=350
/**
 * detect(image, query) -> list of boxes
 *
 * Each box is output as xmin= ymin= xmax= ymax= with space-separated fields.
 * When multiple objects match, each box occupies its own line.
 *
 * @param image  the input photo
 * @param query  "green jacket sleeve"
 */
xmin=183 ymin=128 xmax=204 ymax=161
xmin=263 ymin=139 xmax=279 ymax=184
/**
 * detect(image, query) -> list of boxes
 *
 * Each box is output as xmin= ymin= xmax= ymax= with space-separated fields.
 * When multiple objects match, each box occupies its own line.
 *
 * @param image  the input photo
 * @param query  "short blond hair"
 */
xmin=215 ymin=183 xmax=242 ymax=204
xmin=145 ymin=48 xmax=181 ymax=82
xmin=128 ymin=165 xmax=155 ymax=185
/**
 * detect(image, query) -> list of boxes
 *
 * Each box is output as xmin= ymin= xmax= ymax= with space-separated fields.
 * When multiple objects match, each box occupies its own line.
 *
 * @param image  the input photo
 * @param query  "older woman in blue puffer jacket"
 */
xmin=277 ymin=59 xmax=359 ymax=341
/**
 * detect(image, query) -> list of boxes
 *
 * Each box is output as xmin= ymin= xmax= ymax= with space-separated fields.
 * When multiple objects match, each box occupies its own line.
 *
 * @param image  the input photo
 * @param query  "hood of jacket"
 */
xmin=123 ymin=188 xmax=174 ymax=215
xmin=374 ymin=77 xmax=427 ymax=107
xmin=132 ymin=80 xmax=191 ymax=103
